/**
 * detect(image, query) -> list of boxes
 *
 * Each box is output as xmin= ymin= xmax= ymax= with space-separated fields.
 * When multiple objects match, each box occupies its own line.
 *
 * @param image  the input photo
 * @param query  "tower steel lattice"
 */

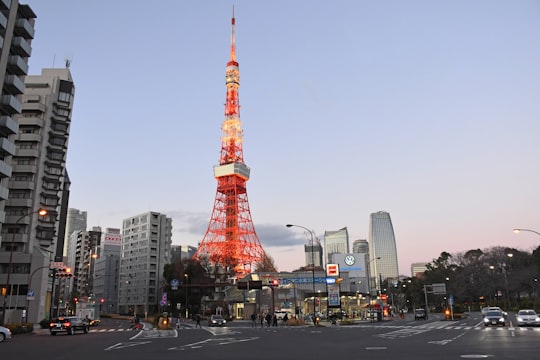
xmin=194 ymin=14 xmax=266 ymax=276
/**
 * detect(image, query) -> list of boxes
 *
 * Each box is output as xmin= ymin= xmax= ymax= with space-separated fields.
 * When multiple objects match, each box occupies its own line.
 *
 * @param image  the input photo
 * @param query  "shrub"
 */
xmin=39 ymin=318 xmax=50 ymax=329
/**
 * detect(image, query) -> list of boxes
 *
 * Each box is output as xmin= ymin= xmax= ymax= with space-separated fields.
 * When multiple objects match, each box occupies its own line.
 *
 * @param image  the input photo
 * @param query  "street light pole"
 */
xmin=184 ymin=274 xmax=188 ymax=319
xmin=513 ymin=228 xmax=540 ymax=237
xmin=366 ymin=256 xmax=380 ymax=322
xmin=1 ymin=208 xmax=47 ymax=325
xmin=286 ymin=224 xmax=317 ymax=319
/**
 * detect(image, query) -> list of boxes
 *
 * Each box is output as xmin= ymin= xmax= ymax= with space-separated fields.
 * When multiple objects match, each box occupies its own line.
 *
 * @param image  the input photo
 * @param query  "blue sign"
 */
xmin=448 ymin=294 xmax=454 ymax=306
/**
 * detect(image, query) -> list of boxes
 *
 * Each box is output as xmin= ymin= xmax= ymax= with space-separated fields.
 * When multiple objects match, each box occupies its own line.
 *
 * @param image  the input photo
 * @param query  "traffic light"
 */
xmin=74 ymin=297 xmax=78 ymax=303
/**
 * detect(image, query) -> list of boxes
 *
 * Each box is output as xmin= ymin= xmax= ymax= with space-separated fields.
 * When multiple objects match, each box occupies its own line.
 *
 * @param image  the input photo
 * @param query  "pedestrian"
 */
xmin=250 ymin=312 xmax=257 ymax=327
xmin=259 ymin=313 xmax=264 ymax=328
xmin=272 ymin=313 xmax=278 ymax=327
xmin=265 ymin=313 xmax=272 ymax=327
xmin=282 ymin=313 xmax=288 ymax=326
xmin=195 ymin=313 xmax=202 ymax=328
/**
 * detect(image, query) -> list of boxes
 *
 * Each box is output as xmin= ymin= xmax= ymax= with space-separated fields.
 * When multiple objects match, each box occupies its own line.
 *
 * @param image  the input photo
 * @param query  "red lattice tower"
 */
xmin=194 ymin=13 xmax=266 ymax=276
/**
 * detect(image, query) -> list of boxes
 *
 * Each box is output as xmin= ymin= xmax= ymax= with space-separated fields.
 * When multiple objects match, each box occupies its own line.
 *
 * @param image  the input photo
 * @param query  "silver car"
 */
xmin=208 ymin=314 xmax=227 ymax=327
xmin=516 ymin=309 xmax=540 ymax=327
xmin=0 ymin=325 xmax=11 ymax=342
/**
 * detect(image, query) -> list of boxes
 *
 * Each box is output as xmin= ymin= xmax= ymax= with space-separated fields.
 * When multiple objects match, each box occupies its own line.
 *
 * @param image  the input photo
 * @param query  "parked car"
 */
xmin=207 ymin=314 xmax=227 ymax=327
xmin=516 ymin=309 xmax=540 ymax=327
xmin=0 ymin=325 xmax=12 ymax=342
xmin=483 ymin=310 xmax=505 ymax=326
xmin=50 ymin=317 xmax=89 ymax=335
xmin=414 ymin=308 xmax=427 ymax=320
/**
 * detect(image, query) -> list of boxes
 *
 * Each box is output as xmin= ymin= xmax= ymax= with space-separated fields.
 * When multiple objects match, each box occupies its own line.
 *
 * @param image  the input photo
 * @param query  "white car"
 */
xmin=516 ymin=309 xmax=540 ymax=327
xmin=0 ymin=325 xmax=12 ymax=342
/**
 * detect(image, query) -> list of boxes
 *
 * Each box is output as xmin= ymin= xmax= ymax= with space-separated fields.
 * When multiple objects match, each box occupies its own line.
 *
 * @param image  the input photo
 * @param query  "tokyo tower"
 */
xmin=194 ymin=13 xmax=266 ymax=276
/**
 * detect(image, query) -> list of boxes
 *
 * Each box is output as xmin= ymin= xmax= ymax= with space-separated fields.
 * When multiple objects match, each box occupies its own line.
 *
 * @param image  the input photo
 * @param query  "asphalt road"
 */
xmin=1 ymin=312 xmax=539 ymax=360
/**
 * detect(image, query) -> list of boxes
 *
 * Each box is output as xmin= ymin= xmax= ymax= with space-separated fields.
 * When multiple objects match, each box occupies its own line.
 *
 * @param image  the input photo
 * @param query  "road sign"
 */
xmin=448 ymin=294 xmax=454 ymax=306
xmin=432 ymin=283 xmax=447 ymax=295
xmin=26 ymin=290 xmax=35 ymax=300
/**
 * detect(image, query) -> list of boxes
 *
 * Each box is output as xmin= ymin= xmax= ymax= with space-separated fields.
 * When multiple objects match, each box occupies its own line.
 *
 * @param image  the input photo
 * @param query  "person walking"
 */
xmin=265 ymin=313 xmax=272 ymax=327
xmin=195 ymin=313 xmax=202 ymax=328
xmin=259 ymin=313 xmax=264 ymax=328
xmin=272 ymin=313 xmax=278 ymax=327
xmin=250 ymin=312 xmax=257 ymax=328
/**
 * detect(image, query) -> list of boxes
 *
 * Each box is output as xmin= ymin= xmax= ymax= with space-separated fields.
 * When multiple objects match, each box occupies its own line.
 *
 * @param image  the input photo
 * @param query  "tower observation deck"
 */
xmin=193 ymin=14 xmax=266 ymax=276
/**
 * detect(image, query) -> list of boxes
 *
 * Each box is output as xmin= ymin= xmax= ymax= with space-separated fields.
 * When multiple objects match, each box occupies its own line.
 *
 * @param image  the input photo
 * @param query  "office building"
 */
xmin=411 ymin=262 xmax=428 ymax=278
xmin=64 ymin=208 xmax=86 ymax=256
xmin=118 ymin=211 xmax=172 ymax=315
xmin=369 ymin=211 xmax=399 ymax=290
xmin=171 ymin=244 xmax=197 ymax=263
xmin=304 ymin=241 xmax=323 ymax=268
xmin=93 ymin=228 xmax=121 ymax=314
xmin=323 ymin=227 xmax=349 ymax=265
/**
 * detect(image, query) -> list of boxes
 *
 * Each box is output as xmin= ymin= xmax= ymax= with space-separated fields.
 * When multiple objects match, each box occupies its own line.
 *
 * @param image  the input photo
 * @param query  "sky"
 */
xmin=22 ymin=0 xmax=540 ymax=275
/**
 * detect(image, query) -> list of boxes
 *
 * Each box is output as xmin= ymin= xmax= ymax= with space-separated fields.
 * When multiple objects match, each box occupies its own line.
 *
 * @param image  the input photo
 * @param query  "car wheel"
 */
xmin=51 ymin=332 xmax=57 ymax=336
xmin=0 ymin=333 xmax=5 ymax=342
xmin=68 ymin=327 xmax=75 ymax=335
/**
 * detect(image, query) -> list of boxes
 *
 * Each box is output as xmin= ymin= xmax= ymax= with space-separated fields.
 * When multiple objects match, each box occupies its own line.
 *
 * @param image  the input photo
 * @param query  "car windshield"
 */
xmin=518 ymin=310 xmax=536 ymax=316
xmin=486 ymin=311 xmax=502 ymax=317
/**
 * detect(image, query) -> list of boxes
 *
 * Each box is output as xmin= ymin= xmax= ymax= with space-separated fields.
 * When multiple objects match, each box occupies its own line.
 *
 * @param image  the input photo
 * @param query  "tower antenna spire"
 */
xmin=230 ymin=6 xmax=236 ymax=63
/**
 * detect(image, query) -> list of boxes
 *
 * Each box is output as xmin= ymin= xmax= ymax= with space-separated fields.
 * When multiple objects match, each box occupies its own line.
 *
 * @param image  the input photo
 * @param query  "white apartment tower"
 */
xmin=118 ymin=211 xmax=172 ymax=316
xmin=323 ymin=227 xmax=349 ymax=265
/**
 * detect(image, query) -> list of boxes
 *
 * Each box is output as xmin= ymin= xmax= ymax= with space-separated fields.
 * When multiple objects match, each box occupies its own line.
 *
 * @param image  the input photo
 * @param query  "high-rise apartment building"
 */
xmin=352 ymin=239 xmax=369 ymax=254
xmin=324 ymin=227 xmax=349 ymax=265
xmin=1 ymin=64 xmax=75 ymax=322
xmin=369 ymin=211 xmax=399 ymax=291
xmin=0 ymin=1 xmax=40 ymax=324
xmin=118 ymin=212 xmax=172 ymax=316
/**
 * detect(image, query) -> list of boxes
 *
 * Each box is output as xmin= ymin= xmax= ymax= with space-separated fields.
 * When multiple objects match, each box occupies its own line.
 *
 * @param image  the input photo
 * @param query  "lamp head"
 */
xmin=286 ymin=224 xmax=293 ymax=228
xmin=38 ymin=209 xmax=48 ymax=216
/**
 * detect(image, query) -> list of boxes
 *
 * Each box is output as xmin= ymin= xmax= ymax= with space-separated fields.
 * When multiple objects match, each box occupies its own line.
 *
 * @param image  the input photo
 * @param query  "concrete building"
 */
xmin=93 ymin=228 xmax=121 ymax=315
xmin=1 ymin=63 xmax=75 ymax=323
xmin=63 ymin=208 xmax=86 ymax=256
xmin=304 ymin=242 xmax=323 ymax=269
xmin=0 ymin=0 xmax=40 ymax=325
xmin=171 ymin=244 xmax=196 ymax=263
xmin=323 ymin=227 xmax=349 ymax=265
xmin=411 ymin=262 xmax=428 ymax=278
xmin=118 ymin=211 xmax=172 ymax=316
xmin=369 ymin=211 xmax=399 ymax=291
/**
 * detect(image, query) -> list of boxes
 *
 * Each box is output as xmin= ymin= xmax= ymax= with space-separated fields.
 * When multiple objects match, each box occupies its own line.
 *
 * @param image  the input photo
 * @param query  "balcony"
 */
xmin=7 ymin=55 xmax=29 ymax=76
xmin=11 ymin=37 xmax=32 ymax=57
xmin=0 ymin=137 xmax=16 ymax=156
xmin=0 ymin=11 xmax=7 ymax=29
xmin=14 ymin=18 xmax=35 ymax=39
xmin=4 ymin=74 xmax=25 ymax=95
xmin=0 ymin=95 xmax=22 ymax=114
xmin=0 ymin=116 xmax=18 ymax=136
xmin=0 ymin=160 xmax=12 ymax=178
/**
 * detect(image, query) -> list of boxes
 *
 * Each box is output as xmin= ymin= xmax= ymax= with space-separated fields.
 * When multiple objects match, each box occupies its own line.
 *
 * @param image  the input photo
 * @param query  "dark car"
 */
xmin=483 ymin=310 xmax=505 ymax=327
xmin=208 ymin=314 xmax=227 ymax=327
xmin=414 ymin=308 xmax=427 ymax=320
xmin=50 ymin=317 xmax=89 ymax=335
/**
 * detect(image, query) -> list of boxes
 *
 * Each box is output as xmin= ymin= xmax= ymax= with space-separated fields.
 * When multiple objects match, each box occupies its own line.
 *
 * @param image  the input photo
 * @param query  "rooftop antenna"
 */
xmin=64 ymin=57 xmax=71 ymax=68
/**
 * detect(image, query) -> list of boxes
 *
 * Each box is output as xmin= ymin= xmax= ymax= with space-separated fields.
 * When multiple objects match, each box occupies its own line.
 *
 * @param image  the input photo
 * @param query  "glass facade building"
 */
xmin=369 ymin=211 xmax=399 ymax=290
